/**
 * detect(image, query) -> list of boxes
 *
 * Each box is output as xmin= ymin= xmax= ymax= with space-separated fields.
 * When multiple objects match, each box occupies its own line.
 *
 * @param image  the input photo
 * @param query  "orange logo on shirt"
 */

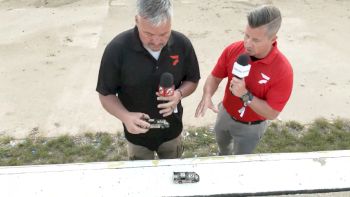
xmin=170 ymin=55 xmax=179 ymax=66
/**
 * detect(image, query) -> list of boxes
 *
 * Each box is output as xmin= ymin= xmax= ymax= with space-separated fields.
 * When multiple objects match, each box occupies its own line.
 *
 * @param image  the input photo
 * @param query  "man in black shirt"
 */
xmin=96 ymin=0 xmax=200 ymax=160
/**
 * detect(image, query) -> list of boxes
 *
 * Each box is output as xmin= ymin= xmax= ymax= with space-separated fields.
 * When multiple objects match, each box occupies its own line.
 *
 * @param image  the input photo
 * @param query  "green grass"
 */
xmin=255 ymin=118 xmax=350 ymax=153
xmin=1 ymin=118 xmax=350 ymax=166
xmin=0 ymin=132 xmax=128 ymax=166
xmin=182 ymin=126 xmax=218 ymax=158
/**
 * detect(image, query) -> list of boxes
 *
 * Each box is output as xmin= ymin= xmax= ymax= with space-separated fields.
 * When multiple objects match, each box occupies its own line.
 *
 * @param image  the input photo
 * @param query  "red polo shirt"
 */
xmin=212 ymin=41 xmax=293 ymax=122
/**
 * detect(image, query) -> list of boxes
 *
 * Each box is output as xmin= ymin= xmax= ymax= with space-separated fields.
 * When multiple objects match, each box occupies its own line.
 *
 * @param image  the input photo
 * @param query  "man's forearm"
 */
xmin=248 ymin=97 xmax=280 ymax=120
xmin=98 ymin=94 xmax=129 ymax=122
xmin=176 ymin=81 xmax=198 ymax=98
xmin=203 ymin=75 xmax=222 ymax=99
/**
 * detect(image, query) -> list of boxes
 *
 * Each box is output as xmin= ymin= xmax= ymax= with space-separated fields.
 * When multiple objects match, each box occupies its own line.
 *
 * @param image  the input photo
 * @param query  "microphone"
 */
xmin=232 ymin=54 xmax=252 ymax=117
xmin=232 ymin=54 xmax=251 ymax=79
xmin=159 ymin=72 xmax=177 ymax=114
xmin=159 ymin=72 xmax=174 ymax=97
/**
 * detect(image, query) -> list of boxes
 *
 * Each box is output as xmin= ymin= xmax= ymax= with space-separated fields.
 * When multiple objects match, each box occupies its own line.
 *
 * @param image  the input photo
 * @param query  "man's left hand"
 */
xmin=230 ymin=77 xmax=247 ymax=97
xmin=156 ymin=90 xmax=182 ymax=117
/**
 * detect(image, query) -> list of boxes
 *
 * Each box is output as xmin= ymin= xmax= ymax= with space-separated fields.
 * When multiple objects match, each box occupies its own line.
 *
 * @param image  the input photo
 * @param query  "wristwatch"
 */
xmin=240 ymin=91 xmax=254 ymax=106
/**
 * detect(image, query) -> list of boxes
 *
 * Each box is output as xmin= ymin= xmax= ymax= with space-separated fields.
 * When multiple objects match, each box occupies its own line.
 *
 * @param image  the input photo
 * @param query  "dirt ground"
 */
xmin=1 ymin=0 xmax=350 ymax=138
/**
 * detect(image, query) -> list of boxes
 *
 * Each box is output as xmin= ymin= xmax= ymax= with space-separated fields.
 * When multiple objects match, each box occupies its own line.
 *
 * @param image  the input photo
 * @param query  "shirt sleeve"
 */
xmin=212 ymin=43 xmax=238 ymax=78
xmin=183 ymin=39 xmax=201 ymax=82
xmin=212 ymin=42 xmax=243 ymax=78
xmin=96 ymin=42 xmax=122 ymax=96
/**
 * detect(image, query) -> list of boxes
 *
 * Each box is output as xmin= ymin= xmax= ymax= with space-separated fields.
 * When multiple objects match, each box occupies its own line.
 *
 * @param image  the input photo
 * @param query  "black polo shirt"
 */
xmin=96 ymin=27 xmax=200 ymax=151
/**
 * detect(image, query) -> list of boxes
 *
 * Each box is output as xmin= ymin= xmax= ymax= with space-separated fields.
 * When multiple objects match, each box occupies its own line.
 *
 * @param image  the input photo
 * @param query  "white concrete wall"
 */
xmin=1 ymin=150 xmax=350 ymax=197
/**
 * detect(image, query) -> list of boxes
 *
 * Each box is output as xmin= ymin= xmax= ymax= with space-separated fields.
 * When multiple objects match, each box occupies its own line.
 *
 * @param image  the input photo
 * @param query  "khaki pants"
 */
xmin=127 ymin=135 xmax=183 ymax=160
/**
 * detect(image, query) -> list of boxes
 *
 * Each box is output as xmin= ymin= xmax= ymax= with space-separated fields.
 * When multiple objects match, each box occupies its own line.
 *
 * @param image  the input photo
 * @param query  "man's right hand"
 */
xmin=123 ymin=112 xmax=151 ymax=134
xmin=195 ymin=97 xmax=219 ymax=117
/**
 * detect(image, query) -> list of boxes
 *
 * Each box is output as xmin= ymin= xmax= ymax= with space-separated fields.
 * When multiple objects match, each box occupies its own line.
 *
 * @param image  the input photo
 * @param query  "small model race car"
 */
xmin=148 ymin=119 xmax=170 ymax=129
xmin=173 ymin=172 xmax=200 ymax=184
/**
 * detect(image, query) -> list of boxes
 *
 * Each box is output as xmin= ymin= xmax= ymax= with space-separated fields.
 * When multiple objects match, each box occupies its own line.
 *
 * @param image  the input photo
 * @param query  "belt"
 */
xmin=231 ymin=117 xmax=265 ymax=125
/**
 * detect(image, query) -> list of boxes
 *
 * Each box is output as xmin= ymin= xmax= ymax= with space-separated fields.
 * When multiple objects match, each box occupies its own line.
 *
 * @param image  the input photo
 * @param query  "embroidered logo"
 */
xmin=258 ymin=73 xmax=270 ymax=84
xmin=170 ymin=55 xmax=179 ymax=66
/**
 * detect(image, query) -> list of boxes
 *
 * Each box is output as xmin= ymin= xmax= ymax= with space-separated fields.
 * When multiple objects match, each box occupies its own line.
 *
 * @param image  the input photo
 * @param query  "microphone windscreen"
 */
xmin=160 ymin=72 xmax=174 ymax=88
xmin=236 ymin=54 xmax=250 ymax=66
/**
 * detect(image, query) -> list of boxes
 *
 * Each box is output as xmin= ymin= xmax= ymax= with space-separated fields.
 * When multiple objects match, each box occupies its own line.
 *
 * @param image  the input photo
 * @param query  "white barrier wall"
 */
xmin=1 ymin=150 xmax=350 ymax=197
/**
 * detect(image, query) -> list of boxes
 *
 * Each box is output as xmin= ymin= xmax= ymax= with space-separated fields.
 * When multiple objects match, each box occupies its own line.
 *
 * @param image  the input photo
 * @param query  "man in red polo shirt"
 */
xmin=195 ymin=5 xmax=293 ymax=155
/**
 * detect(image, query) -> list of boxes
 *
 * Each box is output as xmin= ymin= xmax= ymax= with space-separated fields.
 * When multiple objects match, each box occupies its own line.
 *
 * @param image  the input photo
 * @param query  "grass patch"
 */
xmin=255 ymin=118 xmax=350 ymax=153
xmin=182 ymin=126 xmax=218 ymax=158
xmin=1 ymin=118 xmax=350 ymax=166
xmin=0 ymin=132 xmax=128 ymax=166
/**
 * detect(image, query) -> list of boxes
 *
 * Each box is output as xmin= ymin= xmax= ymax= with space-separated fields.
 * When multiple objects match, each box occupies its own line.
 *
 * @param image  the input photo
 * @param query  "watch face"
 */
xmin=242 ymin=94 xmax=249 ymax=102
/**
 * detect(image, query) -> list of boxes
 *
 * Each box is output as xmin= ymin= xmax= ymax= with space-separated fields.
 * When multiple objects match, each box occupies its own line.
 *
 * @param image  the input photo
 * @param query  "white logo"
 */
xmin=258 ymin=73 xmax=270 ymax=84
xmin=238 ymin=106 xmax=246 ymax=117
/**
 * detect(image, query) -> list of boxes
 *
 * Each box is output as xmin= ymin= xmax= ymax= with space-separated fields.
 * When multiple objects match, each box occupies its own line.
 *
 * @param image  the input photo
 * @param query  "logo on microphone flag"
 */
xmin=159 ymin=86 xmax=174 ymax=97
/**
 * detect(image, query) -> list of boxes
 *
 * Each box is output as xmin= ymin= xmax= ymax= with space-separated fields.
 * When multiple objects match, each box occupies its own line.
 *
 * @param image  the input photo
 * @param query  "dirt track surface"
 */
xmin=1 ymin=0 xmax=350 ymax=138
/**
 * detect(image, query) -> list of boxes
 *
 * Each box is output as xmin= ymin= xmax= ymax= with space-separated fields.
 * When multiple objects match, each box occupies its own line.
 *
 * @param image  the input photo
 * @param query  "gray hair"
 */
xmin=247 ymin=5 xmax=282 ymax=38
xmin=136 ymin=0 xmax=173 ymax=26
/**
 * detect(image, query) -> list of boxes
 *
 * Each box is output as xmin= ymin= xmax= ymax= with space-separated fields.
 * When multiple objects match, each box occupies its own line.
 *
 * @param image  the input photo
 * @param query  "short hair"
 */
xmin=136 ymin=0 xmax=173 ymax=26
xmin=247 ymin=5 xmax=282 ymax=37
